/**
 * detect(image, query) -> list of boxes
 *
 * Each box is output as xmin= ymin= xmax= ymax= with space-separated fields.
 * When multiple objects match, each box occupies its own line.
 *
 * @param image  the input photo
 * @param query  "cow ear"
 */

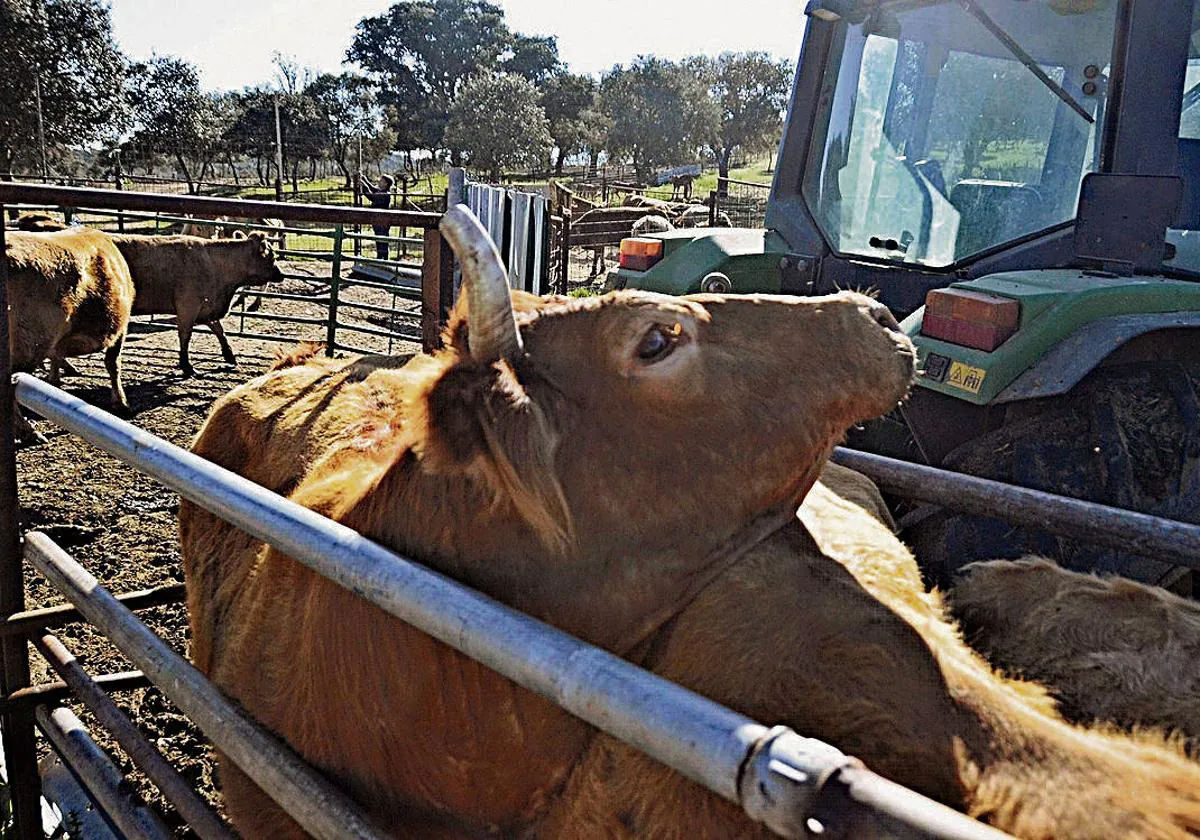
xmin=403 ymin=355 xmax=574 ymax=554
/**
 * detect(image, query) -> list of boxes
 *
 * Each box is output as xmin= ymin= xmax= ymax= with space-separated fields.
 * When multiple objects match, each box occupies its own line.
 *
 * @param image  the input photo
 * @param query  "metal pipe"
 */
xmin=23 ymin=532 xmax=392 ymax=840
xmin=15 ymin=376 xmax=1011 ymax=840
xmin=32 ymin=633 xmax=235 ymax=840
xmin=35 ymin=705 xmax=173 ymax=840
xmin=1 ymin=582 xmax=185 ymax=637
xmin=0 ymin=183 xmax=437 ymax=229
xmin=5 ymin=671 xmax=149 ymax=711
xmin=831 ymin=447 xmax=1200 ymax=570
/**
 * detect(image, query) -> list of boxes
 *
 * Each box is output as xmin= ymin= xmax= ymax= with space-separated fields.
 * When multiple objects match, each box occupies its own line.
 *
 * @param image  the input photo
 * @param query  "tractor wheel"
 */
xmin=904 ymin=360 xmax=1200 ymax=595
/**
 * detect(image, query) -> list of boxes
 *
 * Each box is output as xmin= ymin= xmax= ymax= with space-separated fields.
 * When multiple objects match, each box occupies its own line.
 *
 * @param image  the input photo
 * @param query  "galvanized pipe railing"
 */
xmin=832 ymin=447 xmax=1200 ymax=569
xmin=35 ymin=705 xmax=173 ymax=840
xmin=32 ymin=632 xmax=235 ymax=840
xmin=0 ymin=183 xmax=436 ymax=229
xmin=25 ymin=531 xmax=392 ymax=840
xmin=13 ymin=374 xmax=1010 ymax=840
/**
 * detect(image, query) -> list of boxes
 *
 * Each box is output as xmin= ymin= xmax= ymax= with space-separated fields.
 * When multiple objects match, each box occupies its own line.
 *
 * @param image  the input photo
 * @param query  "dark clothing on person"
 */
xmin=361 ymin=177 xmax=393 ymax=261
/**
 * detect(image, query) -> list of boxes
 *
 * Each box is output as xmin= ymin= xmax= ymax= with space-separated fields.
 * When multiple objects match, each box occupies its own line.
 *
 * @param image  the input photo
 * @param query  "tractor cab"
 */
xmin=616 ymin=0 xmax=1200 ymax=592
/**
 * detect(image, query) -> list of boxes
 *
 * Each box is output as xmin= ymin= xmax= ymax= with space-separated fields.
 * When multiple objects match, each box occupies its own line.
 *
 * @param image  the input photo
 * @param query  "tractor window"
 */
xmin=802 ymin=0 xmax=1118 ymax=268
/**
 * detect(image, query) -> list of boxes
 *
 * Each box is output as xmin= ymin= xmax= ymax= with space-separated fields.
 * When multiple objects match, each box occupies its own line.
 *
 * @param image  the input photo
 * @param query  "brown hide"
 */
xmin=4 ymin=228 xmax=134 ymax=437
xmin=541 ymin=473 xmax=1200 ymax=839
xmin=109 ymin=232 xmax=283 ymax=376
xmin=950 ymin=558 xmax=1200 ymax=743
xmin=179 ymin=287 xmax=915 ymax=838
xmin=14 ymin=213 xmax=68 ymax=232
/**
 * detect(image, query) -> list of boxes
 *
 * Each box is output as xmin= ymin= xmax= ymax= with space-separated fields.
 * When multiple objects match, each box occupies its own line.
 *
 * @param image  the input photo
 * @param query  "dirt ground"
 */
xmin=16 ymin=274 xmax=421 ymax=837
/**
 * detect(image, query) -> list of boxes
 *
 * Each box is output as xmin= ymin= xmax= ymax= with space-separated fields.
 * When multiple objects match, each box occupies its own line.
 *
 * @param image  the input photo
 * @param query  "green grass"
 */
xmin=692 ymin=158 xmax=775 ymax=195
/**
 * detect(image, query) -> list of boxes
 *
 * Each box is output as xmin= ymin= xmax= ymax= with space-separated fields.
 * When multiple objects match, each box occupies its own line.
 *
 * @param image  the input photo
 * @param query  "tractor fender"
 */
xmin=994 ymin=312 xmax=1200 ymax=403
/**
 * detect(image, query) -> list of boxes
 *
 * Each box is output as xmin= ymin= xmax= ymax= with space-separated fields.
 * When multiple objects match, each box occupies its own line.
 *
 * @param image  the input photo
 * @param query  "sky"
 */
xmin=107 ymin=0 xmax=808 ymax=91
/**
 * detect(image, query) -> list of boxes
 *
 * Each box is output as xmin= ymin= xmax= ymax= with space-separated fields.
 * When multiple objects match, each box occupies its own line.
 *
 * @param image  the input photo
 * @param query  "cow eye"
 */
xmin=636 ymin=324 xmax=681 ymax=363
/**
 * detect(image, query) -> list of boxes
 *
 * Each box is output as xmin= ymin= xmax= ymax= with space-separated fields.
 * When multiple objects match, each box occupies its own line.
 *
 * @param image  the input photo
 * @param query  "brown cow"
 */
xmin=179 ymin=206 xmax=916 ymax=838
xmin=180 ymin=208 xmax=1200 ymax=839
xmin=543 ymin=472 xmax=1200 ymax=839
xmin=4 ymin=228 xmax=134 ymax=441
xmin=109 ymin=232 xmax=284 ymax=377
xmin=14 ymin=212 xmax=67 ymax=232
xmin=950 ymin=557 xmax=1200 ymax=743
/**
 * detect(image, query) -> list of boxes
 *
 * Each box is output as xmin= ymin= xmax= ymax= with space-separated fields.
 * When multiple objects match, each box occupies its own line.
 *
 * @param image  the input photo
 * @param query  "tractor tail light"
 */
xmin=920 ymin=288 xmax=1020 ymax=351
xmin=619 ymin=237 xmax=664 ymax=271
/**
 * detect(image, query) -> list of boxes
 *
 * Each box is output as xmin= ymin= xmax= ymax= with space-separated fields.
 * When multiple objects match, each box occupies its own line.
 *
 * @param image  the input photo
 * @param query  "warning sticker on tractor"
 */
xmin=945 ymin=361 xmax=987 ymax=394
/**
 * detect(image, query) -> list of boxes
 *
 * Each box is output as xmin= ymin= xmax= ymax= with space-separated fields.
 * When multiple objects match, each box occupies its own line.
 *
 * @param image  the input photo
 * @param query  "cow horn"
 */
xmin=439 ymin=204 xmax=523 ymax=362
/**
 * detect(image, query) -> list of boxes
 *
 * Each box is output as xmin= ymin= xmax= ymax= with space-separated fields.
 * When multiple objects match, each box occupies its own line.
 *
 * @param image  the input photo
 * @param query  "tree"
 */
xmin=305 ymin=72 xmax=391 ymax=187
xmin=694 ymin=52 xmax=792 ymax=182
xmin=539 ymin=72 xmax=597 ymax=175
xmin=124 ymin=56 xmax=220 ymax=193
xmin=504 ymin=34 xmax=561 ymax=85
xmin=347 ymin=0 xmax=510 ymax=154
xmin=0 ymin=0 xmax=127 ymax=175
xmin=599 ymin=57 xmax=718 ymax=184
xmin=443 ymin=72 xmax=551 ymax=182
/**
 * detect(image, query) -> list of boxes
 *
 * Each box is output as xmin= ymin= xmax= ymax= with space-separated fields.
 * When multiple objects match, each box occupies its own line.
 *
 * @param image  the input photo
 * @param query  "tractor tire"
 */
xmin=904 ymin=360 xmax=1200 ymax=595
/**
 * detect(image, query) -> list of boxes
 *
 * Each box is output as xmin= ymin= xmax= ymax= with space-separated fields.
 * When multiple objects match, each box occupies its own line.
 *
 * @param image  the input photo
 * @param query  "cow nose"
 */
xmin=867 ymin=300 xmax=901 ymax=332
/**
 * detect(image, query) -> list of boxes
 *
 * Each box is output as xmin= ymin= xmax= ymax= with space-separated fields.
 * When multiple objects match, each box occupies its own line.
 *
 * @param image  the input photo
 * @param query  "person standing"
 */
xmin=359 ymin=172 xmax=395 ymax=261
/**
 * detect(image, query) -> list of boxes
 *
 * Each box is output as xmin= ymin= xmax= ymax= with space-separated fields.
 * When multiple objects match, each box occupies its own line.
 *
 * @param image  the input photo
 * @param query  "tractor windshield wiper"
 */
xmin=960 ymin=0 xmax=1095 ymax=124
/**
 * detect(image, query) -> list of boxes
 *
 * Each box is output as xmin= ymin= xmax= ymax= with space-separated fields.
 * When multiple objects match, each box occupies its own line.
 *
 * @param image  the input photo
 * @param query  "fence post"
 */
xmin=558 ymin=213 xmax=570 ymax=295
xmin=352 ymin=180 xmax=362 ymax=257
xmin=326 ymin=225 xmax=343 ymax=357
xmin=0 ymin=212 xmax=44 ymax=840
xmin=448 ymin=167 xmax=466 ymax=207
xmin=709 ymin=190 xmax=717 ymax=227
xmin=421 ymin=227 xmax=454 ymax=353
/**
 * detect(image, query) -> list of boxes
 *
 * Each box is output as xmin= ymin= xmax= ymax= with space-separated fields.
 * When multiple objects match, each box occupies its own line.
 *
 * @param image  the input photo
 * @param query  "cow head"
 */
xmin=234 ymin=230 xmax=285 ymax=285
xmin=396 ymin=206 xmax=915 ymax=642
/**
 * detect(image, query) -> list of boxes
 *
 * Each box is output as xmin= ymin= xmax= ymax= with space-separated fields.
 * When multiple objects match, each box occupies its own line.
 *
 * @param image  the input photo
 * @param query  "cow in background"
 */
xmin=4 ymin=228 xmax=134 ymax=441
xmin=110 ymin=232 xmax=283 ymax=377
xmin=950 ymin=557 xmax=1200 ymax=743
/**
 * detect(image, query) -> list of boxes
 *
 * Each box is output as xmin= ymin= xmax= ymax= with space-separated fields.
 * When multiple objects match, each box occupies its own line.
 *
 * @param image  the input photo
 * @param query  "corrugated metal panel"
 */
xmin=463 ymin=178 xmax=551 ymax=294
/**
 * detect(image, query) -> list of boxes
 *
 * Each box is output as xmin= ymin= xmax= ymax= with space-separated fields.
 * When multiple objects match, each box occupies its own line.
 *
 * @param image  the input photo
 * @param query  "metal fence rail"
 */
xmin=832 ymin=447 xmax=1200 ymax=570
xmin=10 ymin=374 xmax=1010 ymax=840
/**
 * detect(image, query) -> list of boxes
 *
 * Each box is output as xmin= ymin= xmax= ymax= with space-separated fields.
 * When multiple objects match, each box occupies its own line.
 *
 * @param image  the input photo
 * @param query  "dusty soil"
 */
xmin=16 ymin=263 xmax=420 ymax=837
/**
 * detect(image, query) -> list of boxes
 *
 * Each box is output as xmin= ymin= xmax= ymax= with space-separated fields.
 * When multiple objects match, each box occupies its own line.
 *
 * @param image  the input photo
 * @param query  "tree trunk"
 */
xmin=450 ymin=149 xmax=463 ymax=167
xmin=227 ymin=151 xmax=241 ymax=186
xmin=632 ymin=149 xmax=647 ymax=185
xmin=554 ymin=147 xmax=566 ymax=176
xmin=336 ymin=158 xmax=352 ymax=189
xmin=255 ymin=156 xmax=265 ymax=186
xmin=718 ymin=147 xmax=733 ymax=196
xmin=175 ymin=152 xmax=196 ymax=194
xmin=309 ymin=157 xmax=316 ymax=181
xmin=291 ymin=159 xmax=299 ymax=194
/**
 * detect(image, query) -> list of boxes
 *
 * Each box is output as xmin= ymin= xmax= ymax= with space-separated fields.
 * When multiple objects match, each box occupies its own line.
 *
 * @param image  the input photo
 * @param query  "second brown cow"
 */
xmin=109 ymin=232 xmax=284 ymax=377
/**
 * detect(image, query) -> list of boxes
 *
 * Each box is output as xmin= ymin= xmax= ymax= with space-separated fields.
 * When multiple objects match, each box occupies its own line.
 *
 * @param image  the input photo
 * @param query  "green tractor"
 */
xmin=609 ymin=0 xmax=1200 ymax=592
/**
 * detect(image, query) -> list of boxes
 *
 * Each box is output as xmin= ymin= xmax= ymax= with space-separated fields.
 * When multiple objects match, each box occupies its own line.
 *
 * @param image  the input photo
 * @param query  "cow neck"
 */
xmin=611 ymin=459 xmax=825 ymax=658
